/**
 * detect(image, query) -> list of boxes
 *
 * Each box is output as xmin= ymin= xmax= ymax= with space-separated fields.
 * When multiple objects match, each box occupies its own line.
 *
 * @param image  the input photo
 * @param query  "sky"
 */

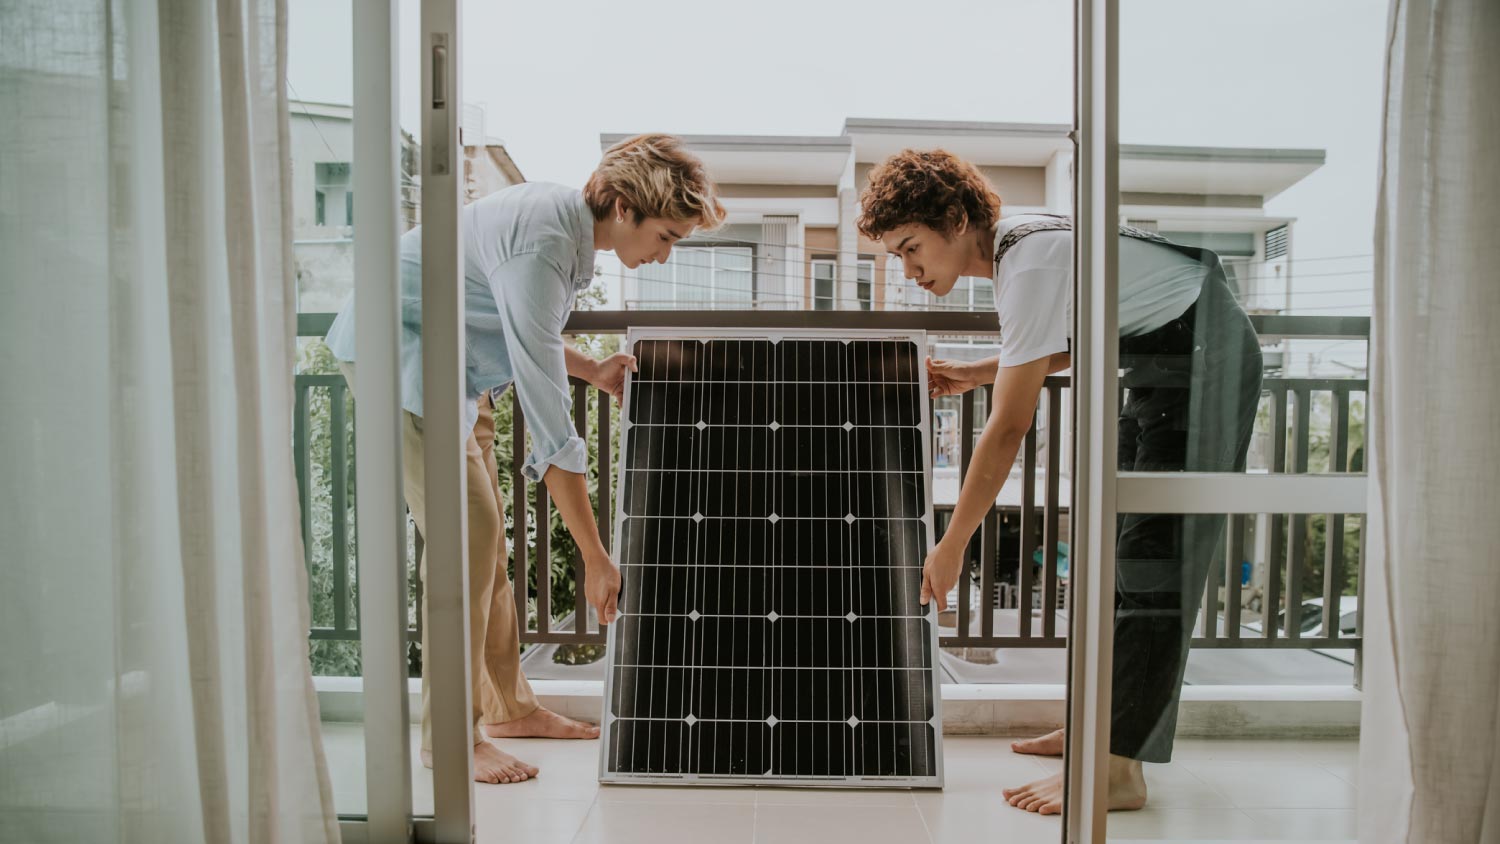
xmin=288 ymin=0 xmax=1388 ymax=343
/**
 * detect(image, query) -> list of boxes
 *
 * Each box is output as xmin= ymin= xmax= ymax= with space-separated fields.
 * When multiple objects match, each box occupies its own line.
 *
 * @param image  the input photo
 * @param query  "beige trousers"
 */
xmin=340 ymin=363 xmax=539 ymax=751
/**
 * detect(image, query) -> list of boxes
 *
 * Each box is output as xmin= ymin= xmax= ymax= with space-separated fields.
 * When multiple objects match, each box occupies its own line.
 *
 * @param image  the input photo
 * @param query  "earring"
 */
xmin=616 ymin=215 xmax=623 ymax=223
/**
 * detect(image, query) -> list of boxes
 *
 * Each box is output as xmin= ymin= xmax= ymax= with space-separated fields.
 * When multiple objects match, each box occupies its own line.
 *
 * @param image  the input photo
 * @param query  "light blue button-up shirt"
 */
xmin=325 ymin=182 xmax=596 ymax=482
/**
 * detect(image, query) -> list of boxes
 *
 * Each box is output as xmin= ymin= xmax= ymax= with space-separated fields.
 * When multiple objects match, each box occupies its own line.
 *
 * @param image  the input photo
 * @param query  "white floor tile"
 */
xmin=916 ymin=793 xmax=1063 ymax=843
xmin=1319 ymin=763 xmax=1358 ymax=788
xmin=753 ymin=803 xmax=932 ymax=844
xmin=598 ymin=784 xmax=756 ymax=805
xmin=475 ymin=798 xmax=592 ymax=844
xmin=1183 ymin=762 xmax=1357 ymax=810
xmin=572 ymin=800 xmax=755 ymax=844
xmin=935 ymin=748 xmax=1056 ymax=799
xmin=1169 ymin=738 xmax=1359 ymax=766
xmin=496 ymin=737 xmax=605 ymax=801
xmin=1241 ymin=809 xmax=1358 ymax=840
xmin=1287 ymin=740 xmax=1361 ymax=767
xmin=754 ymin=786 xmax=915 ymax=807
xmin=1105 ymin=807 xmax=1265 ymax=840
xmin=1140 ymin=762 xmax=1238 ymax=809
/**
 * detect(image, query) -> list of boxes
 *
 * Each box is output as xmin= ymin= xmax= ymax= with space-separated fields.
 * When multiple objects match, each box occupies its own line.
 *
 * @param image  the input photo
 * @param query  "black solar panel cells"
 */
xmin=603 ymin=335 xmax=941 ymax=786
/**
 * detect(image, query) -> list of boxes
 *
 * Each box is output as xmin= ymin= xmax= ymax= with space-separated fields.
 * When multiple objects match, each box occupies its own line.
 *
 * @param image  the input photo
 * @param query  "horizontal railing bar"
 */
xmin=1250 ymin=314 xmax=1371 ymax=341
xmin=1262 ymin=378 xmax=1369 ymax=392
xmin=297 ymin=311 xmax=1369 ymax=342
xmin=931 ymin=635 xmax=1361 ymax=650
xmin=941 ymin=637 xmax=1069 ymax=648
xmin=568 ymin=310 xmax=1002 ymax=334
xmin=1187 ymin=637 xmax=1360 ymax=650
xmin=1116 ymin=473 xmax=1368 ymax=514
xmin=518 ymin=633 xmax=609 ymax=646
xmin=299 ymin=311 xmax=337 ymax=336
xmin=310 ymin=626 xmax=420 ymax=641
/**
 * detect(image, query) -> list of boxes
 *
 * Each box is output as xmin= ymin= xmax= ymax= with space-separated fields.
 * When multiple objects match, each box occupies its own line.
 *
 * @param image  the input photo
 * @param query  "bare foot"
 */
xmin=482 ymin=707 xmax=600 ymax=740
xmin=1011 ymin=728 xmax=1065 ymax=757
xmin=420 ymin=743 xmax=540 ymax=785
xmin=1002 ymin=755 xmax=1147 ymax=814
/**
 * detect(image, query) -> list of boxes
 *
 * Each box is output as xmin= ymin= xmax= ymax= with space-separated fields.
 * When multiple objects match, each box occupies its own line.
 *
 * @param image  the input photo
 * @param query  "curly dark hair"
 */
xmin=857 ymin=149 xmax=1002 ymax=241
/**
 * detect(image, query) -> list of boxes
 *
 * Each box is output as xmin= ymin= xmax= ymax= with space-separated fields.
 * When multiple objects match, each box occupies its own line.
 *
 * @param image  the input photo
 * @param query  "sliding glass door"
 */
xmin=1069 ymin=2 xmax=1376 ymax=841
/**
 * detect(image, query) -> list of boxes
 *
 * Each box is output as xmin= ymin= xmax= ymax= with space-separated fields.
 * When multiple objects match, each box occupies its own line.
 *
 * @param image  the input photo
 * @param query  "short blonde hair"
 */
xmin=584 ymin=134 xmax=726 ymax=231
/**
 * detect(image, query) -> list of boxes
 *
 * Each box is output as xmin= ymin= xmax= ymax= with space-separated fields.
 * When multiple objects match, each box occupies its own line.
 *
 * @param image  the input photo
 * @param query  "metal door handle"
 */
xmin=432 ymin=44 xmax=448 ymax=109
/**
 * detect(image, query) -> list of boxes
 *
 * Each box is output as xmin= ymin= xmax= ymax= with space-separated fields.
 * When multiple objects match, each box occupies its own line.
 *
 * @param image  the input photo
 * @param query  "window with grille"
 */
xmin=811 ymin=259 xmax=836 ymax=310
xmin=633 ymin=246 xmax=754 ymax=309
xmin=314 ymin=162 xmax=352 ymax=227
xmin=856 ymin=260 xmax=874 ymax=310
xmin=1265 ymin=224 xmax=1289 ymax=260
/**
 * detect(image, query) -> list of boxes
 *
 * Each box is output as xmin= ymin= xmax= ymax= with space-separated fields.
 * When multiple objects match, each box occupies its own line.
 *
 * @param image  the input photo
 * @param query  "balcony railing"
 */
xmin=293 ymin=310 xmax=1368 ymax=670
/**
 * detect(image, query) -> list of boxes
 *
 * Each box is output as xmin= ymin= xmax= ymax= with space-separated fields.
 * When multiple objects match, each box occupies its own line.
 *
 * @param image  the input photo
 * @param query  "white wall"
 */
xmin=289 ymin=109 xmax=356 ymax=314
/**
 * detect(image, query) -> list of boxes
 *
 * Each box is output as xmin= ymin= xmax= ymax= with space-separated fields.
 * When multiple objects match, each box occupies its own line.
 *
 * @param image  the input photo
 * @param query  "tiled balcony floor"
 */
xmin=321 ymin=726 xmax=1357 ymax=842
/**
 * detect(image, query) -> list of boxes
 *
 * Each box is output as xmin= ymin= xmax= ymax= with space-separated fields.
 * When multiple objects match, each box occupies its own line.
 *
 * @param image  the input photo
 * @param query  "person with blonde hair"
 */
xmin=325 ymin=134 xmax=725 ymax=784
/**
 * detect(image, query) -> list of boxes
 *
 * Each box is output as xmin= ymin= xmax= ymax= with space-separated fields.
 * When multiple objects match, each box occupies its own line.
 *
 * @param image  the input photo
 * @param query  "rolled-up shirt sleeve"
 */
xmin=488 ymin=251 xmax=587 ymax=482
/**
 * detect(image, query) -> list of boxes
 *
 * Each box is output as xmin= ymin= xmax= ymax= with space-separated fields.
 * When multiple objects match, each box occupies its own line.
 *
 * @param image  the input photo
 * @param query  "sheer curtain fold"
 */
xmin=0 ymin=0 xmax=338 ymax=841
xmin=1362 ymin=0 xmax=1500 ymax=841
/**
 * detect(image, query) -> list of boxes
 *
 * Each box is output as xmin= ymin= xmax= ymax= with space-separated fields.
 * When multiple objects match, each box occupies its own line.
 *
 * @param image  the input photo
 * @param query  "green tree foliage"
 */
xmin=1224 ymin=389 xmax=1365 ymax=627
xmin=1291 ymin=393 xmax=1365 ymax=604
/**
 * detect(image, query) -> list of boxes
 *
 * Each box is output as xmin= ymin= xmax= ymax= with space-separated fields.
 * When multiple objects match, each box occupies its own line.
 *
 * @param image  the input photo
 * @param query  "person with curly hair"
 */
xmin=325 ymin=134 xmax=725 ymax=785
xmin=860 ymin=148 xmax=1263 ymax=815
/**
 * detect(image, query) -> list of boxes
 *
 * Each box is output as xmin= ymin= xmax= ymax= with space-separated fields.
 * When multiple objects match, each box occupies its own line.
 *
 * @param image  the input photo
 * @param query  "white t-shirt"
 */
xmin=990 ymin=215 xmax=1211 ymax=367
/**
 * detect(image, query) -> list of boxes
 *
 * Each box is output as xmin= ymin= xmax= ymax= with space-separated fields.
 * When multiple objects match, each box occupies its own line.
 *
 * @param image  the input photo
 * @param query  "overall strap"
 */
xmin=993 ymin=213 xmax=1177 ymax=269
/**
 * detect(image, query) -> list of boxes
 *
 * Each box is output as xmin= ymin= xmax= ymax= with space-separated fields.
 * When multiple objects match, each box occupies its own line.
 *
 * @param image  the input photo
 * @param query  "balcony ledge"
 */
xmin=314 ymin=677 xmax=1359 ymax=740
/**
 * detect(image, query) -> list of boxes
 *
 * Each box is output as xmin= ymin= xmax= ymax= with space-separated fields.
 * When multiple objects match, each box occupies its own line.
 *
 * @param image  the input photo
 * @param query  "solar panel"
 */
xmin=599 ymin=329 xmax=943 ymax=788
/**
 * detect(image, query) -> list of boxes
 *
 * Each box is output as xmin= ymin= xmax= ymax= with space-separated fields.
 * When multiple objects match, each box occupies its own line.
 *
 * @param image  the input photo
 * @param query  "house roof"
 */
xmin=288 ymin=99 xmax=352 ymax=120
xmin=843 ymin=117 xmax=1072 ymax=166
xmin=1120 ymin=144 xmax=1326 ymax=200
xmin=601 ymin=133 xmax=852 ymax=186
xmin=600 ymin=121 xmax=1327 ymax=199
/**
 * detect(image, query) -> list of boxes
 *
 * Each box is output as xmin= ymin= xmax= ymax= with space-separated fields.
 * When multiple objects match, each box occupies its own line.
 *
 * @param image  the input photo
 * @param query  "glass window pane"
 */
xmin=1100 ymin=4 xmax=1380 ymax=838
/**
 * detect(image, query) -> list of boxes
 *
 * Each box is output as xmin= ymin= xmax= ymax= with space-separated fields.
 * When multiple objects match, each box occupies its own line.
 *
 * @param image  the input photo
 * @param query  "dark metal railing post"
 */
xmin=295 ymin=383 xmax=313 ymax=579
xmin=1203 ymin=513 xmax=1223 ymax=642
xmin=1323 ymin=386 xmax=1351 ymax=639
xmin=535 ymin=468 xmax=552 ymax=636
xmin=511 ymin=394 xmax=529 ymax=630
xmin=331 ymin=382 xmax=351 ymax=634
xmin=1286 ymin=387 xmax=1312 ymax=639
xmin=1267 ymin=386 xmax=1289 ymax=640
xmin=598 ymin=386 xmax=612 ymax=554
xmin=1019 ymin=410 xmax=1038 ymax=638
xmin=979 ymin=385 xmax=998 ymax=640
xmin=1042 ymin=384 xmax=1062 ymax=639
xmin=955 ymin=390 xmax=976 ymax=641
xmin=572 ymin=379 xmax=590 ymax=635
xmin=1226 ymin=516 xmax=1244 ymax=641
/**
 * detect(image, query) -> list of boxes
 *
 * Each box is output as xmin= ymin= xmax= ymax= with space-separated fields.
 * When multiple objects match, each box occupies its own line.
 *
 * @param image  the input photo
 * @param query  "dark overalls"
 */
xmin=998 ymin=219 xmax=1264 ymax=762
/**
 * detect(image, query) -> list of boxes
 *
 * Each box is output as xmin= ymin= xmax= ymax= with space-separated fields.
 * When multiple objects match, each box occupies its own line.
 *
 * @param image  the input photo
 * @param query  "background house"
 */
xmin=607 ymin=118 xmax=1322 ymax=328
xmin=290 ymin=99 xmax=525 ymax=313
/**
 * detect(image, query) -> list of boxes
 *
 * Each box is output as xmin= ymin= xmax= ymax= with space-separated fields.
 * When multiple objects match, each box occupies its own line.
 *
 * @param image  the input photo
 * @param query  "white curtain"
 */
xmin=0 ymin=1 xmax=339 ymax=842
xmin=1361 ymin=0 xmax=1500 ymax=842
